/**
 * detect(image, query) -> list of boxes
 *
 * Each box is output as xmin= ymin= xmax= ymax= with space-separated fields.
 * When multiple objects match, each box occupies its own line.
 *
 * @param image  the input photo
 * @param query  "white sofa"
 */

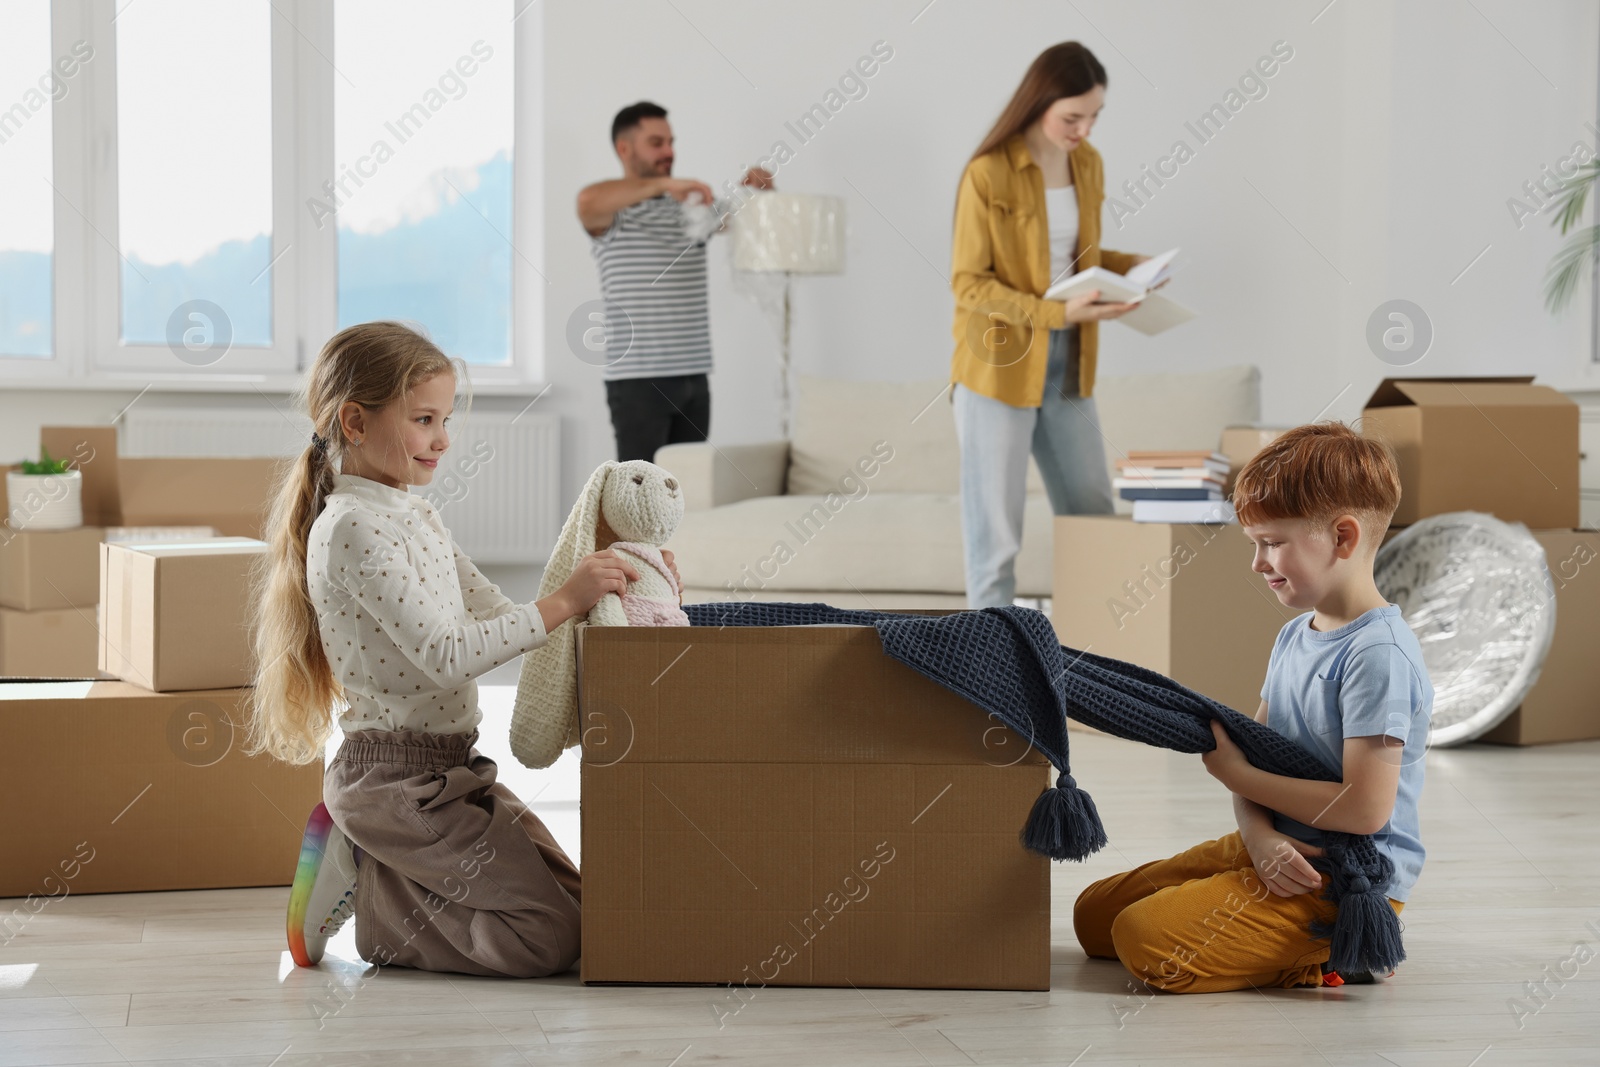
xmin=659 ymin=364 xmax=1261 ymax=609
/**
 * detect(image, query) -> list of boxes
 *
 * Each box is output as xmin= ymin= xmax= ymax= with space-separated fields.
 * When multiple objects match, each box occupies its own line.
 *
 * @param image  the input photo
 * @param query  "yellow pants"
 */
xmin=1073 ymin=831 xmax=1404 ymax=994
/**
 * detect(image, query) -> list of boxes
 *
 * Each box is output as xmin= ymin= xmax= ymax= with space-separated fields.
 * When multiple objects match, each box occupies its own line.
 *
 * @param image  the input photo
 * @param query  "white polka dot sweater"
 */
xmin=307 ymin=471 xmax=549 ymax=735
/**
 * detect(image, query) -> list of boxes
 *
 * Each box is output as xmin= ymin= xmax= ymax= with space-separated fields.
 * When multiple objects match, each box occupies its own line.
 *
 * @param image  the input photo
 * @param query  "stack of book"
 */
xmin=1113 ymin=450 xmax=1236 ymax=524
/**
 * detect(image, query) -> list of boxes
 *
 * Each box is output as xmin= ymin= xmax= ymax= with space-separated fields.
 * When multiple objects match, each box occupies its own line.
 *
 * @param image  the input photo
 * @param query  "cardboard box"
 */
xmin=1219 ymin=425 xmax=1288 ymax=491
xmin=12 ymin=426 xmax=289 ymax=540
xmin=1053 ymin=515 xmax=1292 ymax=716
xmin=1479 ymin=529 xmax=1600 ymax=745
xmin=0 ymin=605 xmax=101 ymax=679
xmin=105 ymin=526 xmax=220 ymax=543
xmin=1360 ymin=378 xmax=1580 ymax=529
xmin=0 ymin=526 xmax=105 ymax=610
xmin=37 ymin=426 xmax=120 ymax=527
xmin=0 ymin=680 xmax=321 ymax=897
xmin=117 ymin=458 xmax=287 ymax=539
xmin=577 ymin=622 xmax=1052 ymax=991
xmin=100 ymin=538 xmax=268 ymax=692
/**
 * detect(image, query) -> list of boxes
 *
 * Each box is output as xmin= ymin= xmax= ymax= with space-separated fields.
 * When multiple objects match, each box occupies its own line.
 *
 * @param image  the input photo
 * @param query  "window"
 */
xmin=333 ymin=0 xmax=515 ymax=365
xmin=0 ymin=0 xmax=57 ymax=359
xmin=1 ymin=0 xmax=541 ymax=389
xmin=115 ymin=0 xmax=274 ymax=352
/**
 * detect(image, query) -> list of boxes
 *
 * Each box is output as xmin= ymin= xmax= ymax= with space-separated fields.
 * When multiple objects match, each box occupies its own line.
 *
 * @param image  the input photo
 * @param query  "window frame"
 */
xmin=0 ymin=0 xmax=545 ymax=393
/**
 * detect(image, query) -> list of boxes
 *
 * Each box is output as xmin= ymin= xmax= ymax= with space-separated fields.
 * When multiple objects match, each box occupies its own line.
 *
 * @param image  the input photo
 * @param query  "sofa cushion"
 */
xmin=787 ymin=376 xmax=961 ymax=496
xmin=672 ymin=491 xmax=1057 ymax=597
xmin=786 ymin=365 xmax=1260 ymax=506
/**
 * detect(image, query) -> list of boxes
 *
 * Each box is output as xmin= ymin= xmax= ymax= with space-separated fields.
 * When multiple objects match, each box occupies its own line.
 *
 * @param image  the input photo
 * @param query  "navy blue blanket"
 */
xmin=682 ymin=600 xmax=1403 ymax=975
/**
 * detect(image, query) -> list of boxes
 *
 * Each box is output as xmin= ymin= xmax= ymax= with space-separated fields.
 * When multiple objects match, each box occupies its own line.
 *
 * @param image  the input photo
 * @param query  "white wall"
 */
xmin=536 ymin=0 xmax=1600 ymax=502
xmin=5 ymin=0 xmax=1598 ymax=515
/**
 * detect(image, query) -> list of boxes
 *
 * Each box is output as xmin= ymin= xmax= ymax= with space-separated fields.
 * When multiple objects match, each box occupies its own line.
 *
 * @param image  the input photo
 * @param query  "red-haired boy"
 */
xmin=1074 ymin=422 xmax=1433 ymax=992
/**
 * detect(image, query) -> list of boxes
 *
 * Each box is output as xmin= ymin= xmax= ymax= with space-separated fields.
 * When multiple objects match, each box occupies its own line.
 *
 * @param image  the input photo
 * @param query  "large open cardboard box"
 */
xmin=576 ymin=621 xmax=1052 ymax=991
xmin=1053 ymin=515 xmax=1291 ymax=715
xmin=1359 ymin=377 xmax=1579 ymax=529
xmin=0 ymin=681 xmax=321 ymax=897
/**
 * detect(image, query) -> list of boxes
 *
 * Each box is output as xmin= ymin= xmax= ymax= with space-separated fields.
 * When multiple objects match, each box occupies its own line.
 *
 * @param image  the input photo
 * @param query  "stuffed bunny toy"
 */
xmin=510 ymin=459 xmax=688 ymax=769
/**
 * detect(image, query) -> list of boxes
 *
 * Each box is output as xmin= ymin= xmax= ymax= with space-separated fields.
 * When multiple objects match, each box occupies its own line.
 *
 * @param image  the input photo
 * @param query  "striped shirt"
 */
xmin=591 ymin=194 xmax=726 ymax=380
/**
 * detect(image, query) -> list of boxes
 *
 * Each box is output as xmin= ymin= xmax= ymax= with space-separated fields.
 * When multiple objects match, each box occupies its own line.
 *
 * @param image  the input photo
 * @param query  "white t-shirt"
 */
xmin=306 ymin=471 xmax=549 ymax=735
xmin=1043 ymin=184 xmax=1079 ymax=285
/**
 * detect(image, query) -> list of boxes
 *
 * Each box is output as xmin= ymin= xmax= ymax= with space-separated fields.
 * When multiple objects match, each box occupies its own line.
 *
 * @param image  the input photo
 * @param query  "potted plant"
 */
xmin=1542 ymin=160 xmax=1599 ymax=312
xmin=5 ymin=449 xmax=84 ymax=530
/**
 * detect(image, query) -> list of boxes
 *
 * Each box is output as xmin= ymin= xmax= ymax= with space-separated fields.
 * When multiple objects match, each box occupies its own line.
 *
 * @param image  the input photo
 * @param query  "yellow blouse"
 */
xmin=949 ymin=134 xmax=1138 ymax=404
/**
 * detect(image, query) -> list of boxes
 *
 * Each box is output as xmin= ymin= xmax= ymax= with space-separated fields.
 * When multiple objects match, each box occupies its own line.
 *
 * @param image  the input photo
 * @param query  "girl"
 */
xmin=949 ymin=41 xmax=1152 ymax=608
xmin=247 ymin=321 xmax=642 ymax=977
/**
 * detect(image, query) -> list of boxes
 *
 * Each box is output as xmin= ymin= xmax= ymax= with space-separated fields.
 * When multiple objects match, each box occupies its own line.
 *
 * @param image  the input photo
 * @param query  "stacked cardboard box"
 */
xmin=0 ymin=681 xmax=321 ymax=896
xmin=1362 ymin=378 xmax=1592 ymax=743
xmin=0 ymin=429 xmax=314 ymax=894
xmin=0 ymin=525 xmax=103 ymax=678
xmin=577 ymin=620 xmax=1052 ymax=990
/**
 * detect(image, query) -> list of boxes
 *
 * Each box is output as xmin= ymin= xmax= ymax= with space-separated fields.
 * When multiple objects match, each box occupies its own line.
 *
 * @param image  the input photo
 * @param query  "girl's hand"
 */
xmin=1242 ymin=827 xmax=1325 ymax=897
xmin=1061 ymin=289 xmax=1139 ymax=324
xmin=562 ymin=549 xmax=640 ymax=612
xmin=1201 ymin=719 xmax=1250 ymax=788
xmin=661 ymin=548 xmax=683 ymax=603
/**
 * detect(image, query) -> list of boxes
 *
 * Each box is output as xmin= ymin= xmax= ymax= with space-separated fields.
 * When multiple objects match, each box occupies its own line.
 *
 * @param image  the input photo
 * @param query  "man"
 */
xmin=578 ymin=101 xmax=772 ymax=462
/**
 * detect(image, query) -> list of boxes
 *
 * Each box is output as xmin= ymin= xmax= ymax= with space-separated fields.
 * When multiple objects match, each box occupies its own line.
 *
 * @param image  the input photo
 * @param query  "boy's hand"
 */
xmin=1201 ymin=719 xmax=1250 ymax=788
xmin=1243 ymin=828 xmax=1325 ymax=897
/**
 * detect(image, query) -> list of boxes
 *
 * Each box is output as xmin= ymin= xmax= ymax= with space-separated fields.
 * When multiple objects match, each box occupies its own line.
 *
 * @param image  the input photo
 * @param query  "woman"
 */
xmin=950 ymin=42 xmax=1151 ymax=608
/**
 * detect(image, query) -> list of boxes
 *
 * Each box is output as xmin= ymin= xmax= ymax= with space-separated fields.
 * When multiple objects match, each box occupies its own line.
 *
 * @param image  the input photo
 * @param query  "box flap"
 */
xmin=1385 ymin=381 xmax=1574 ymax=408
xmin=1364 ymin=376 xmax=1534 ymax=408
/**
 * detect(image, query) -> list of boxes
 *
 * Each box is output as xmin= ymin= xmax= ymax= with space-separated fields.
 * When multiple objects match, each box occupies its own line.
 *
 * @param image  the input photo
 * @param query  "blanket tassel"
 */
xmin=1021 ymin=772 xmax=1107 ymax=861
xmin=1313 ymin=842 xmax=1407 ymax=975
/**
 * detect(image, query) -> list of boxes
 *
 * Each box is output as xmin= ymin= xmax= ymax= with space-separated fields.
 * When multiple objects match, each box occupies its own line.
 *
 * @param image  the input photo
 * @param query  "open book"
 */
xmin=1043 ymin=247 xmax=1194 ymax=336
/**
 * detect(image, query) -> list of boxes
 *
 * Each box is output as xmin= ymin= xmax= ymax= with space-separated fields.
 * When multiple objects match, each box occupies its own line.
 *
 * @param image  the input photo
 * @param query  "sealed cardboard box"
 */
xmin=0 ymin=605 xmax=100 ymax=679
xmin=1482 ymin=529 xmax=1600 ymax=746
xmin=1360 ymin=377 xmax=1579 ymax=528
xmin=1053 ymin=515 xmax=1291 ymax=716
xmin=577 ymin=622 xmax=1052 ymax=991
xmin=100 ymin=538 xmax=268 ymax=692
xmin=0 ymin=680 xmax=320 ymax=896
xmin=0 ymin=526 xmax=104 ymax=610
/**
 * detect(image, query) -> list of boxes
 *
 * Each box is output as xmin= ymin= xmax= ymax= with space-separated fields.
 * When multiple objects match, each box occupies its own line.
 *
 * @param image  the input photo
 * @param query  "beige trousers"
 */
xmin=323 ymin=727 xmax=581 ymax=978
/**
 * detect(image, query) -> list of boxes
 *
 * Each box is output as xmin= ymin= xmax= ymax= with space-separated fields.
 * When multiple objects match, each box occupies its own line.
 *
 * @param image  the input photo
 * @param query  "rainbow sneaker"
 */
xmin=287 ymin=803 xmax=358 ymax=967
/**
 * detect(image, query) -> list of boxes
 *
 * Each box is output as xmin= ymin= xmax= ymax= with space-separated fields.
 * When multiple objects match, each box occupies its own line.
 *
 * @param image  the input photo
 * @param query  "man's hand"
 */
xmin=659 ymin=177 xmax=715 ymax=203
xmin=741 ymin=166 xmax=775 ymax=190
xmin=1201 ymin=719 xmax=1251 ymax=789
xmin=1243 ymin=828 xmax=1325 ymax=897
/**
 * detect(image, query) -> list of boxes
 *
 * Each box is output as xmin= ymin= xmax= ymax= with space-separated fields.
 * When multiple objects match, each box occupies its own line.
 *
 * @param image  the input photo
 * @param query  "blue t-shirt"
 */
xmin=1258 ymin=604 xmax=1433 ymax=902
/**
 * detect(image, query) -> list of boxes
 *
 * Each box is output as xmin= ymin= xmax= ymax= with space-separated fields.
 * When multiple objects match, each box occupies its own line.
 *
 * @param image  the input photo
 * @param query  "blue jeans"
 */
xmin=952 ymin=327 xmax=1115 ymax=608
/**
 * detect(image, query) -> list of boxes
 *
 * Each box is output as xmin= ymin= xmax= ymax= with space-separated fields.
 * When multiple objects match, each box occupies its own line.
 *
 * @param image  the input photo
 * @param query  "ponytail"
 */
xmin=245 ymin=438 xmax=341 ymax=764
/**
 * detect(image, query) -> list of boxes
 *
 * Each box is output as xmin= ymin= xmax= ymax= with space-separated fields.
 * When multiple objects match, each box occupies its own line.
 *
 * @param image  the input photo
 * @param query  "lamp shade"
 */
xmin=732 ymin=192 xmax=846 ymax=274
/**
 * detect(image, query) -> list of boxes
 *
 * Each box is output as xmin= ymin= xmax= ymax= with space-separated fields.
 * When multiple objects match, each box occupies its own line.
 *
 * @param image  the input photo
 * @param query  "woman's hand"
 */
xmin=1242 ymin=827 xmax=1325 ymax=898
xmin=1060 ymin=289 xmax=1140 ymax=324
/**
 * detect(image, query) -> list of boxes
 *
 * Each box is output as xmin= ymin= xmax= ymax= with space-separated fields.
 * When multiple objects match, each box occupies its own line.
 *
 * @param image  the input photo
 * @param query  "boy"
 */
xmin=1073 ymin=422 xmax=1433 ymax=993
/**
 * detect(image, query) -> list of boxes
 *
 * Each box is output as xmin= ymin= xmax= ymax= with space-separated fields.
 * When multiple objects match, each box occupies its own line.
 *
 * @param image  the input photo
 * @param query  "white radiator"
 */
xmin=120 ymin=406 xmax=561 ymax=564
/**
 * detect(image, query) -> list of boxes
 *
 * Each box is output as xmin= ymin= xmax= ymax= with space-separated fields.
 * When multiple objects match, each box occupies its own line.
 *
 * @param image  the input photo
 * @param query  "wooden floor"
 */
xmin=3 ymin=685 xmax=1597 ymax=1066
